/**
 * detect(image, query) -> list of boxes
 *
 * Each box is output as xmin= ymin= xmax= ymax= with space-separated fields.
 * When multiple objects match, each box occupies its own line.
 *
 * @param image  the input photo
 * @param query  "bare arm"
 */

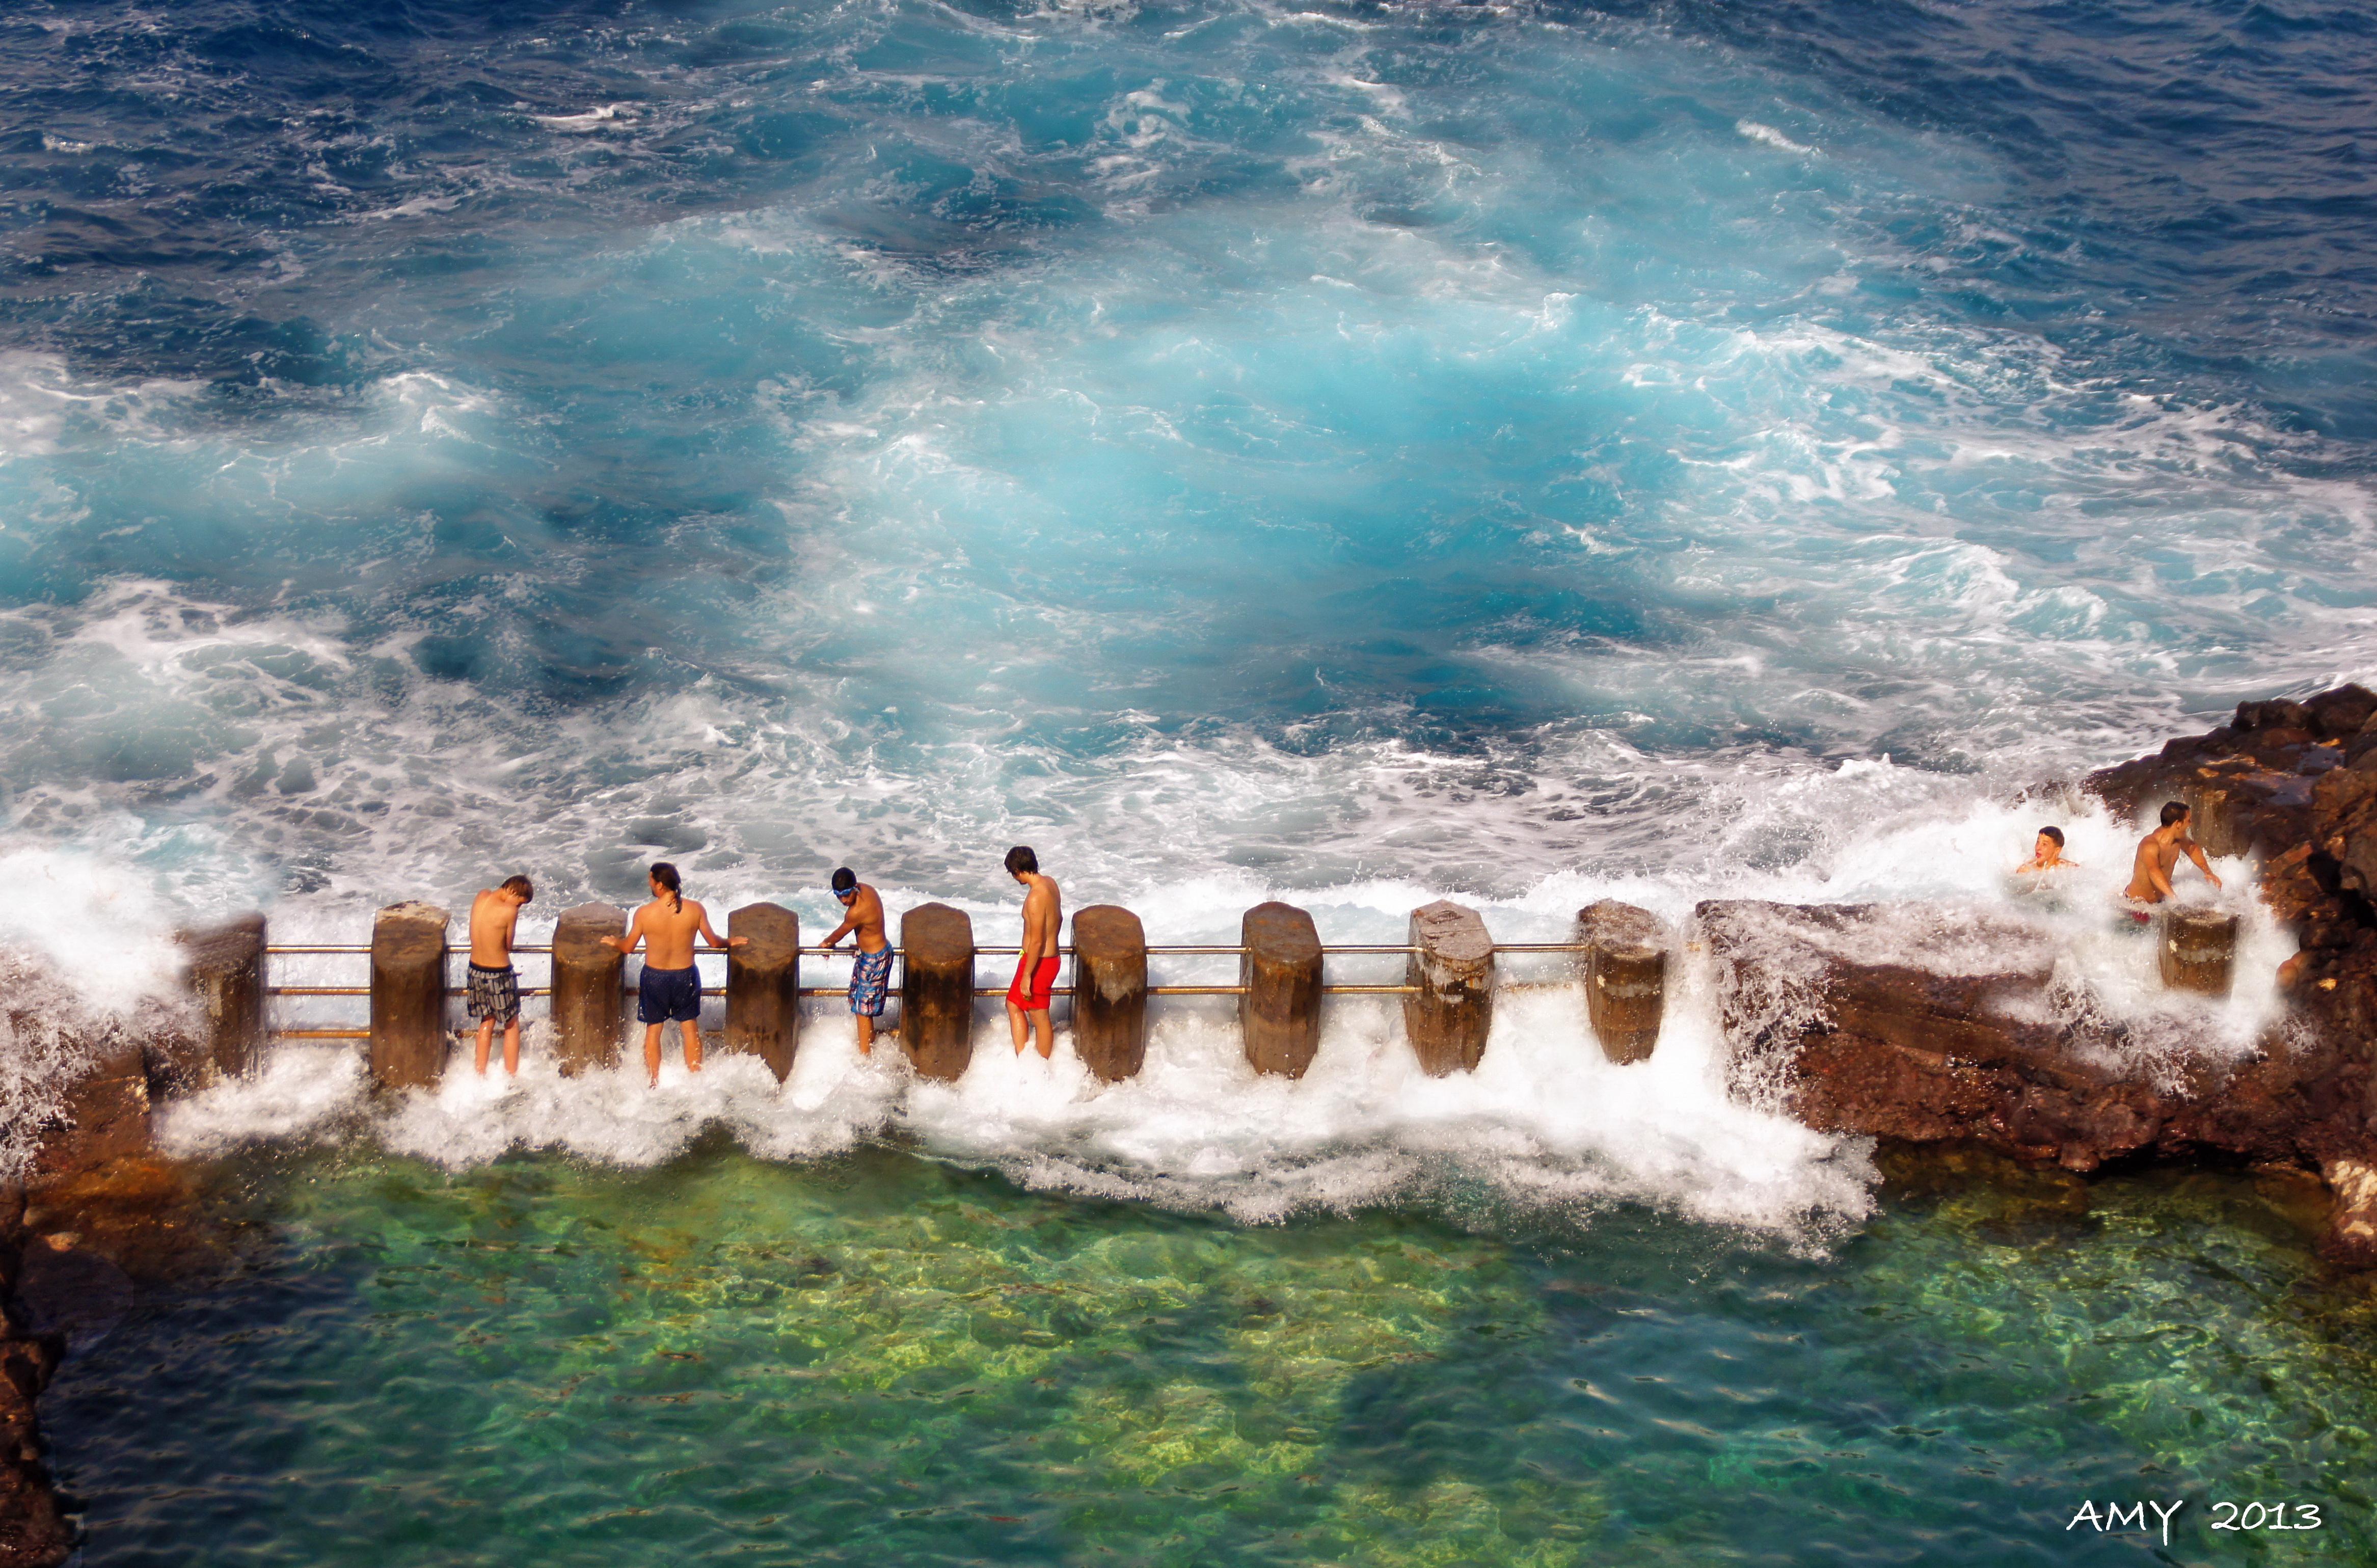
xmin=821 ymin=911 xmax=857 ymax=948
xmin=602 ymin=908 xmax=647 ymax=954
xmin=696 ymin=904 xmax=749 ymax=950
xmin=2185 ymin=839 xmax=2223 ymax=889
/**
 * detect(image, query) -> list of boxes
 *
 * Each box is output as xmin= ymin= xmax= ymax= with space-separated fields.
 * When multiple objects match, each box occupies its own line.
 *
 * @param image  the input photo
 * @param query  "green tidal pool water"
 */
xmin=43 ymin=1144 xmax=2377 ymax=1566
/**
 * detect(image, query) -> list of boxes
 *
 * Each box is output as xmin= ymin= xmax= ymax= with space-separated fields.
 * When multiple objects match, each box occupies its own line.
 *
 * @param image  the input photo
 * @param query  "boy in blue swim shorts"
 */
xmin=820 ymin=867 xmax=893 ymax=1056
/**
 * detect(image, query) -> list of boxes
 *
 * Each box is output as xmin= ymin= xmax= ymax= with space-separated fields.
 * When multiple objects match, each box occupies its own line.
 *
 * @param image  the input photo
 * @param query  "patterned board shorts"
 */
xmin=849 ymin=947 xmax=893 ymax=1017
xmin=467 ymin=963 xmax=520 ymax=1024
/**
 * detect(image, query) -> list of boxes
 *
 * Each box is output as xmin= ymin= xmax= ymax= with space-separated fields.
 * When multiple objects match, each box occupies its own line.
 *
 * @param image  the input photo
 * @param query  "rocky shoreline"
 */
xmin=5 ymin=688 xmax=2377 ymax=1558
xmin=1703 ymin=683 xmax=2377 ymax=1264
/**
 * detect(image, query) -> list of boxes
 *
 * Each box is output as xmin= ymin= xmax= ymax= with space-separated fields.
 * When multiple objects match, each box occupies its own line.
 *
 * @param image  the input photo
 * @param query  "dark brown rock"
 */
xmin=551 ymin=903 xmax=627 ymax=1076
xmin=1239 ymin=902 xmax=1321 ymax=1078
xmin=900 ymin=904 xmax=976 ymax=1083
xmin=1699 ymin=887 xmax=2377 ymax=1182
xmin=1071 ymin=905 xmax=1148 ymax=1083
xmin=2304 ymin=684 xmax=2377 ymax=739
xmin=368 ymin=902 xmax=449 ymax=1091
xmin=1576 ymin=901 xmax=1669 ymax=1065
xmin=27 ymin=1047 xmax=150 ymax=1183
xmin=171 ymin=913 xmax=267 ymax=1088
xmin=1403 ymin=901 xmax=1494 ymax=1075
xmin=723 ymin=903 xmax=799 ymax=1082
xmin=0 ymin=1327 xmax=69 ymax=1567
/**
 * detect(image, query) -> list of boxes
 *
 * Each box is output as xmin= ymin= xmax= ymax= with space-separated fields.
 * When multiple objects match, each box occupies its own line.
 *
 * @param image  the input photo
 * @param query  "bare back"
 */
xmin=629 ymin=896 xmax=722 ymax=968
xmin=469 ymin=889 xmax=521 ymax=966
xmin=1019 ymin=873 xmax=1061 ymax=961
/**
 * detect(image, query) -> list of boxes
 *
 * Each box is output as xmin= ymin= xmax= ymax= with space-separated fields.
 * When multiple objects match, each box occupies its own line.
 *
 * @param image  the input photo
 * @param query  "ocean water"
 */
xmin=38 ymin=1145 xmax=2377 ymax=1566
xmin=6 ymin=0 xmax=2377 ymax=1555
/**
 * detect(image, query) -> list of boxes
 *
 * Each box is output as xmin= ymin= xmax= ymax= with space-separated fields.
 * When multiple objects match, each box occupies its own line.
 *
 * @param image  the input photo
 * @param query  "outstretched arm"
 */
xmin=2185 ymin=840 xmax=2223 ymax=889
xmin=821 ymin=911 xmax=857 ymax=949
xmin=602 ymin=909 xmax=646 ymax=954
xmin=698 ymin=908 xmax=749 ymax=950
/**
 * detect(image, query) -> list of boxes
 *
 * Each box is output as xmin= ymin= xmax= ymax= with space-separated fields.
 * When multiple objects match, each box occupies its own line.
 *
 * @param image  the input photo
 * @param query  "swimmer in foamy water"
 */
xmin=2014 ymin=825 xmax=2074 ymax=878
xmin=603 ymin=862 xmax=748 ymax=1086
xmin=2122 ymin=801 xmax=2221 ymax=921
xmin=467 ymin=874 xmax=533 ymax=1076
xmin=820 ymin=867 xmax=891 ymax=1057
xmin=1004 ymin=846 xmax=1062 ymax=1060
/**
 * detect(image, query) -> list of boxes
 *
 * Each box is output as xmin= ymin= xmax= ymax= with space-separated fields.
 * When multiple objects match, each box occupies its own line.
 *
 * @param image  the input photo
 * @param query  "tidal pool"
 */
xmin=40 ymin=1144 xmax=2377 ymax=1565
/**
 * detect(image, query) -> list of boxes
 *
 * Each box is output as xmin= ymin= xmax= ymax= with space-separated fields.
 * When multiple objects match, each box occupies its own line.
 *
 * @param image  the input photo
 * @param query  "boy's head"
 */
xmin=2037 ymin=826 xmax=2065 ymax=849
xmin=1004 ymin=845 xmax=1038 ymax=879
xmin=2159 ymin=801 xmax=2191 ymax=829
xmin=500 ymin=875 xmax=534 ymax=904
xmin=832 ymin=867 xmax=857 ymax=901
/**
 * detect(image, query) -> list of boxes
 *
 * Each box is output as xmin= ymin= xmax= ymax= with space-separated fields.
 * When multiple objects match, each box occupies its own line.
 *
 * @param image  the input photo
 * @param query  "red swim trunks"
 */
xmin=1007 ymin=955 xmax=1061 ymax=1012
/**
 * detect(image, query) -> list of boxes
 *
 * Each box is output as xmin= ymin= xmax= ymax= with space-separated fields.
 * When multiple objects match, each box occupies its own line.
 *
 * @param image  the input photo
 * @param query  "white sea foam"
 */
xmin=137 ymin=769 xmax=2293 ymax=1247
xmin=1736 ymin=119 xmax=1815 ymax=155
xmin=0 ymin=845 xmax=195 ymax=1178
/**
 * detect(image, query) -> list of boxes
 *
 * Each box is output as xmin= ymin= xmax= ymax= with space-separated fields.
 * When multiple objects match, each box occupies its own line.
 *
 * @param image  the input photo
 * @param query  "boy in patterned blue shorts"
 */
xmin=820 ymin=867 xmax=893 ymax=1056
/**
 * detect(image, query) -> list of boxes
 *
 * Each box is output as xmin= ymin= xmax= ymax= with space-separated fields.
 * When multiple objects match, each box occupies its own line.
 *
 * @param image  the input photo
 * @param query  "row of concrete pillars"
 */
xmin=178 ymin=895 xmax=2241 ymax=1095
xmin=363 ymin=897 xmax=1676 ymax=1090
xmin=232 ymin=895 xmax=1678 ymax=1092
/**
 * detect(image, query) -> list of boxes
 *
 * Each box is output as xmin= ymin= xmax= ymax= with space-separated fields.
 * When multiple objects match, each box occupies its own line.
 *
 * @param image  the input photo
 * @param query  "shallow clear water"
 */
xmin=42 ymin=1146 xmax=2377 ymax=1566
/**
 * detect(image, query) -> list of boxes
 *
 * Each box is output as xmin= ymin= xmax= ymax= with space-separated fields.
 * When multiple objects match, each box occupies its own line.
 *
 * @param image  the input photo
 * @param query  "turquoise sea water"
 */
xmin=42 ymin=1145 xmax=2377 ymax=1565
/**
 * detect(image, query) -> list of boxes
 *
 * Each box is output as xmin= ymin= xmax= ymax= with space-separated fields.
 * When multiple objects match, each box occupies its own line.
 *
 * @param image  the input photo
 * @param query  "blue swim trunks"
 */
xmin=637 ymin=963 xmax=701 ymax=1024
xmin=849 ymin=947 xmax=893 ymax=1017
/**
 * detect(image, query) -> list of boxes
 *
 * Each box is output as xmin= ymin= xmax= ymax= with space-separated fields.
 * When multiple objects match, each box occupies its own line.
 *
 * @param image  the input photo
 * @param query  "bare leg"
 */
xmin=502 ymin=1019 xmax=521 ymax=1076
xmin=1031 ymin=1008 xmax=1053 ymax=1060
xmin=681 ymin=1019 xmax=703 ymax=1073
xmin=643 ymin=1023 xmax=664 ymax=1086
xmin=855 ymin=1013 xmax=874 ymax=1056
xmin=1006 ymin=998 xmax=1029 ymax=1054
xmin=475 ymin=1018 xmax=495 ymax=1075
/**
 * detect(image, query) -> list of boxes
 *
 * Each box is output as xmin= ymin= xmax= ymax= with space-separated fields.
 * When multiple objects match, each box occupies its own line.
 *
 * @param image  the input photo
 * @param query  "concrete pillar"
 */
xmin=1240 ymin=902 xmax=1322 ymax=1078
xmin=725 ymin=903 xmax=800 ymax=1082
xmin=2160 ymin=907 xmax=2238 ymax=995
xmin=1072 ymin=905 xmax=1148 ymax=1083
xmin=369 ymin=902 xmax=450 ymax=1091
xmin=172 ymin=912 xmax=268 ymax=1088
xmin=1578 ymin=900 xmax=1669 ymax=1065
xmin=552 ymin=903 xmax=627 ymax=1075
xmin=1404 ymin=901 xmax=1494 ymax=1075
xmin=901 ymin=903 xmax=976 ymax=1082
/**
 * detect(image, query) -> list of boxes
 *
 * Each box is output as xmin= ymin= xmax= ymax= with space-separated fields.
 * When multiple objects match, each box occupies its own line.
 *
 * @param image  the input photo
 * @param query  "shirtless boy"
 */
xmin=2015 ymin=826 xmax=2073 ymax=877
xmin=601 ymin=862 xmax=748 ymax=1086
xmin=467 ymin=875 xmax=533 ymax=1076
xmin=820 ymin=867 xmax=892 ymax=1056
xmin=2124 ymin=802 xmax=2223 ymax=913
xmin=1003 ymin=846 xmax=1062 ymax=1060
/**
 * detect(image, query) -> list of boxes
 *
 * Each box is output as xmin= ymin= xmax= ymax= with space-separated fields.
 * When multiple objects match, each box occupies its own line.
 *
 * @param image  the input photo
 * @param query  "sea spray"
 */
xmin=0 ymin=848 xmax=193 ymax=1177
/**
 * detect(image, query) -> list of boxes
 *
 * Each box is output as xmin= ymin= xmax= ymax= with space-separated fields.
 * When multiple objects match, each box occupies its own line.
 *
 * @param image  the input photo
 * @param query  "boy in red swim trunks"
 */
xmin=1004 ymin=845 xmax=1063 ymax=1059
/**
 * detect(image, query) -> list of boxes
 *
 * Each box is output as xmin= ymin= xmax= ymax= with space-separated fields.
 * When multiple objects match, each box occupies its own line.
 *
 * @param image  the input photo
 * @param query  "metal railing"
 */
xmin=258 ymin=938 xmax=1592 ymax=1040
